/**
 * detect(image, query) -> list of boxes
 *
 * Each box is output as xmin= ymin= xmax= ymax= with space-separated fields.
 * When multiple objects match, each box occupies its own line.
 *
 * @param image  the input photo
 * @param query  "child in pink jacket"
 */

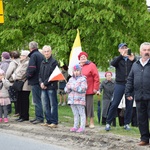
xmin=65 ymin=64 xmax=87 ymax=133
xmin=0 ymin=69 xmax=11 ymax=123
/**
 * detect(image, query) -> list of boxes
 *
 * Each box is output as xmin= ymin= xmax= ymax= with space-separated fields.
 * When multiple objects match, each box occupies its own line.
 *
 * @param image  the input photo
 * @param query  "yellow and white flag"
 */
xmin=68 ymin=29 xmax=82 ymax=76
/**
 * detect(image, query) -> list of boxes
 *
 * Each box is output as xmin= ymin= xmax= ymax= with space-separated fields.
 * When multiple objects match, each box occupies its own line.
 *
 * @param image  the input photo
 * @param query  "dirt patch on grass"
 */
xmin=0 ymin=116 xmax=149 ymax=150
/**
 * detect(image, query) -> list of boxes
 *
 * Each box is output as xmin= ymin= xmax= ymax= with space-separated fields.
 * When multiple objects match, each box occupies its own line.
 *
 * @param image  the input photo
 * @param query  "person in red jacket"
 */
xmin=78 ymin=52 xmax=100 ymax=128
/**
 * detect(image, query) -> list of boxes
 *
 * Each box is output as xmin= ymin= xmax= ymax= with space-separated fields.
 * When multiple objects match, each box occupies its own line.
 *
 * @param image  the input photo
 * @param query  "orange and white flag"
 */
xmin=48 ymin=66 xmax=66 ymax=82
xmin=68 ymin=29 xmax=82 ymax=76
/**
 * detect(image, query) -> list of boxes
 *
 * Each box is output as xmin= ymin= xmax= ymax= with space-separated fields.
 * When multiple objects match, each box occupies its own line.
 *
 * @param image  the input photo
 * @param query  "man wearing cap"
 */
xmin=105 ymin=43 xmax=136 ymax=131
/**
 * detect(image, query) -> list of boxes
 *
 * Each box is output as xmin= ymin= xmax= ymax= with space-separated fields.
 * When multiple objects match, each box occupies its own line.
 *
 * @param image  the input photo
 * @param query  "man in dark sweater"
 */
xmin=105 ymin=43 xmax=136 ymax=131
xmin=39 ymin=45 xmax=58 ymax=128
xmin=26 ymin=41 xmax=44 ymax=124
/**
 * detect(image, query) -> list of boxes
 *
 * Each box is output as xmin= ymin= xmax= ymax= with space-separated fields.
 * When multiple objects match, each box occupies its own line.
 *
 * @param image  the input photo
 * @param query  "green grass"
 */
xmin=11 ymin=94 xmax=140 ymax=138
xmin=57 ymin=94 xmax=140 ymax=138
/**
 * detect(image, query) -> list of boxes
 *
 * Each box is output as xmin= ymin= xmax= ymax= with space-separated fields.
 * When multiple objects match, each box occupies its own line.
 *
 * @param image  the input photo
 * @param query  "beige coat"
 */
xmin=5 ymin=58 xmax=20 ymax=82
xmin=12 ymin=57 xmax=31 ymax=91
xmin=0 ymin=79 xmax=11 ymax=98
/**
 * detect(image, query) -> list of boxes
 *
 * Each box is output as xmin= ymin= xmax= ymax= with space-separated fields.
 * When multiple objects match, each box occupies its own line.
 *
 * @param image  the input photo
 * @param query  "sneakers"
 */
xmin=70 ymin=127 xmax=84 ymax=133
xmin=61 ymin=102 xmax=66 ymax=106
xmin=124 ymin=124 xmax=131 ymax=130
xmin=105 ymin=124 xmax=111 ymax=131
xmin=70 ymin=127 xmax=78 ymax=132
xmin=76 ymin=128 xmax=84 ymax=133
xmin=0 ymin=118 xmax=2 ymax=123
xmin=4 ymin=118 xmax=8 ymax=123
xmin=58 ymin=102 xmax=66 ymax=106
xmin=58 ymin=102 xmax=62 ymax=106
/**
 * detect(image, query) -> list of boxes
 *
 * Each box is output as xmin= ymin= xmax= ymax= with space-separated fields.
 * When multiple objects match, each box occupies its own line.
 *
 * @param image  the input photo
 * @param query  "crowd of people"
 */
xmin=0 ymin=41 xmax=150 ymax=146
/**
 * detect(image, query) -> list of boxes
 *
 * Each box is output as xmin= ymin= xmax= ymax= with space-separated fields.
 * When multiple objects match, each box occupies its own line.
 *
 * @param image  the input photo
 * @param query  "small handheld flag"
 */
xmin=48 ymin=66 xmax=66 ymax=82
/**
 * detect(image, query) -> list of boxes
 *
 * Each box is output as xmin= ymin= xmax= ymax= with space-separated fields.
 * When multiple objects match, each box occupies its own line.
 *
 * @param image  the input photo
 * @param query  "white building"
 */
xmin=146 ymin=0 xmax=150 ymax=12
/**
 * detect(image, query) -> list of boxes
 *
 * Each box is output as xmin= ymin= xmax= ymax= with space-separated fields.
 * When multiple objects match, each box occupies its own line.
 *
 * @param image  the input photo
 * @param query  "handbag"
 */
xmin=119 ymin=108 xmax=125 ymax=117
xmin=12 ymin=80 xmax=25 ymax=91
xmin=8 ymin=86 xmax=18 ymax=102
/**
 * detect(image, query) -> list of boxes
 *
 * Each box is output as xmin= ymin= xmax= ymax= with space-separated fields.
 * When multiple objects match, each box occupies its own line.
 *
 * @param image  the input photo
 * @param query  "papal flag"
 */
xmin=48 ymin=66 xmax=66 ymax=82
xmin=68 ymin=29 xmax=82 ymax=76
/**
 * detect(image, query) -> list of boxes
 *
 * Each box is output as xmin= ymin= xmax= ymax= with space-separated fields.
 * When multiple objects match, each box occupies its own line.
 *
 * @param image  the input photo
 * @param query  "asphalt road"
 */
xmin=0 ymin=132 xmax=68 ymax=150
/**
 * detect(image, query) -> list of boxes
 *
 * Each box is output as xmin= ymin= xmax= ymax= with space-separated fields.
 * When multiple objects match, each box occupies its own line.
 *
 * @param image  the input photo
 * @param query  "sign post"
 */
xmin=0 ymin=0 xmax=4 ymax=23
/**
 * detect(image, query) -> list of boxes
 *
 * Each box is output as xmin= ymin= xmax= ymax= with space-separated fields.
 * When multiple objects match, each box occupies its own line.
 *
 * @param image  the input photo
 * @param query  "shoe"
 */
xmin=18 ymin=118 xmax=29 ymax=122
xmin=30 ymin=118 xmax=36 ymax=123
xmin=13 ymin=113 xmax=20 ymax=117
xmin=89 ymin=124 xmax=95 ymax=129
xmin=70 ymin=127 xmax=78 ymax=132
xmin=105 ymin=124 xmax=111 ymax=131
xmin=76 ymin=128 xmax=84 ymax=133
xmin=4 ymin=118 xmax=8 ymax=123
xmin=41 ymin=123 xmax=49 ymax=126
xmin=124 ymin=124 xmax=131 ymax=130
xmin=32 ymin=120 xmax=43 ymax=124
xmin=85 ymin=124 xmax=89 ymax=127
xmin=61 ymin=102 xmax=66 ymax=106
xmin=138 ymin=141 xmax=149 ymax=146
xmin=48 ymin=123 xmax=58 ymax=128
xmin=0 ymin=118 xmax=2 ymax=123
xmin=15 ymin=117 xmax=21 ymax=121
xmin=58 ymin=102 xmax=62 ymax=106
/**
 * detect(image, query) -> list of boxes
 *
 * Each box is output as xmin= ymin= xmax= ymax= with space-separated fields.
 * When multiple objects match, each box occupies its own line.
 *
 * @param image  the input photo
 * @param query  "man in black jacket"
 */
xmin=125 ymin=42 xmax=150 ymax=146
xmin=105 ymin=43 xmax=136 ymax=131
xmin=39 ymin=45 xmax=58 ymax=128
xmin=26 ymin=41 xmax=44 ymax=124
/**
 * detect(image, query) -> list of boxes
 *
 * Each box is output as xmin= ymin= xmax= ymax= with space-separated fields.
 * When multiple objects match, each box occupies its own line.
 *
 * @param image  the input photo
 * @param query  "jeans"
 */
xmin=106 ymin=83 xmax=133 ymax=125
xmin=41 ymin=89 xmax=58 ymax=124
xmin=32 ymin=84 xmax=44 ymax=121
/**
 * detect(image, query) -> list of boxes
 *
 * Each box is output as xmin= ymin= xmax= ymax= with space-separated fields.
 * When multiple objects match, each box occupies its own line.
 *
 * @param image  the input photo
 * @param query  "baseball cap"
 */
xmin=118 ymin=43 xmax=127 ymax=49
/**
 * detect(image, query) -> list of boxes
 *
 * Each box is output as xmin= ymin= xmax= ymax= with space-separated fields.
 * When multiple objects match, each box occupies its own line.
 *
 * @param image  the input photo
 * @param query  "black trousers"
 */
xmin=131 ymin=107 xmax=138 ymax=127
xmin=18 ymin=91 xmax=30 ymax=120
xmin=117 ymin=108 xmax=124 ymax=126
xmin=136 ymin=100 xmax=150 ymax=143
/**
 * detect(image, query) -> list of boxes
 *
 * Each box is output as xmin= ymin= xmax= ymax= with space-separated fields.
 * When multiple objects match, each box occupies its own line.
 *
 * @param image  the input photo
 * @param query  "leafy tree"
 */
xmin=0 ymin=0 xmax=149 ymax=69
